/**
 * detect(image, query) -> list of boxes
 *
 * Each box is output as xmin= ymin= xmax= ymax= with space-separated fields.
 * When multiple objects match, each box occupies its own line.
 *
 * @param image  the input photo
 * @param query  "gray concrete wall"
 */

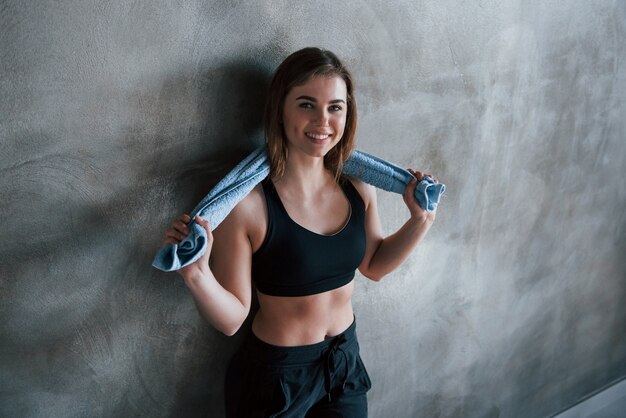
xmin=1 ymin=1 xmax=625 ymax=417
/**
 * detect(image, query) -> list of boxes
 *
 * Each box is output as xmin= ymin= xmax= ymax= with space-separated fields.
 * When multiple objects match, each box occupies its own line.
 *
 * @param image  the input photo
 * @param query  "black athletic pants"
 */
xmin=224 ymin=318 xmax=372 ymax=417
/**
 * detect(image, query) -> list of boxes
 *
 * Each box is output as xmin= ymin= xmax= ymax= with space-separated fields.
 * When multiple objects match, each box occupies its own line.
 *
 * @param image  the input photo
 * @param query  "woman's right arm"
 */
xmin=164 ymin=202 xmax=254 ymax=336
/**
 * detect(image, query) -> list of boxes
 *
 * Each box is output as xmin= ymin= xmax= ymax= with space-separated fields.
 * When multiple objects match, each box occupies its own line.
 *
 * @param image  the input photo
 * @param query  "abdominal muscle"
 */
xmin=251 ymin=280 xmax=356 ymax=347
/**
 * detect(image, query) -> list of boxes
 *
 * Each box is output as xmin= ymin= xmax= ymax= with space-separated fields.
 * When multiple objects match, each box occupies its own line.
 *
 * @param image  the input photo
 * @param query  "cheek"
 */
xmin=284 ymin=110 xmax=305 ymax=128
xmin=282 ymin=112 xmax=302 ymax=141
xmin=334 ymin=115 xmax=347 ymax=135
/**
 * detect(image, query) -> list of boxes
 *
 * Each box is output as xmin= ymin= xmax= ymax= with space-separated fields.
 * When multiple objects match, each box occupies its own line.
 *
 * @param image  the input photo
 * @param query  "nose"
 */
xmin=314 ymin=108 xmax=330 ymax=126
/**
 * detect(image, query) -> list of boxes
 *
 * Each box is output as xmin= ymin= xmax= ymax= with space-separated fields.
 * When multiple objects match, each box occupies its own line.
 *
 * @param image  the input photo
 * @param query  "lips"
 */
xmin=305 ymin=132 xmax=332 ymax=140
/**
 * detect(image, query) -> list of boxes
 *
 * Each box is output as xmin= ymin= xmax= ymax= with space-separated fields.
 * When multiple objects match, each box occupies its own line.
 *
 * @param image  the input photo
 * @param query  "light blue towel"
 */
xmin=342 ymin=150 xmax=444 ymax=212
xmin=152 ymin=146 xmax=445 ymax=272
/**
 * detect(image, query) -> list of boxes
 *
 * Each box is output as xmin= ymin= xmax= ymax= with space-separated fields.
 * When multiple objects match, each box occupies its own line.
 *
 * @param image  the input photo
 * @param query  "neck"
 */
xmin=278 ymin=152 xmax=334 ymax=192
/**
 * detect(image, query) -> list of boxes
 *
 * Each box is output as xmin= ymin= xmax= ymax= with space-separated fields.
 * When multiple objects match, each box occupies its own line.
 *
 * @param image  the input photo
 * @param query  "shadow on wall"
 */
xmin=140 ymin=57 xmax=273 ymax=416
xmin=0 ymin=54 xmax=274 ymax=417
xmin=132 ymin=56 xmax=274 ymax=191
xmin=158 ymin=57 xmax=273 ymax=216
xmin=108 ymin=58 xmax=273 ymax=416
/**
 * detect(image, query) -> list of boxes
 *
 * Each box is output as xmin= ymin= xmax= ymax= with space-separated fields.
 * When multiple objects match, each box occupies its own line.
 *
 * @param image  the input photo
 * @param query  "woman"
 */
xmin=163 ymin=47 xmax=438 ymax=417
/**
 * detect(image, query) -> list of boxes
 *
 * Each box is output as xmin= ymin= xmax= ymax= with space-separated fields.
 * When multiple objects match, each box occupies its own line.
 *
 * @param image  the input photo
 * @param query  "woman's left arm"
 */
xmin=356 ymin=170 xmax=437 ymax=281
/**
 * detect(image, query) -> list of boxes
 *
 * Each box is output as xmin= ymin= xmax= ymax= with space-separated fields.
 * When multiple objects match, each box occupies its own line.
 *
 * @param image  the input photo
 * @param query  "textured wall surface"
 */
xmin=1 ymin=1 xmax=625 ymax=417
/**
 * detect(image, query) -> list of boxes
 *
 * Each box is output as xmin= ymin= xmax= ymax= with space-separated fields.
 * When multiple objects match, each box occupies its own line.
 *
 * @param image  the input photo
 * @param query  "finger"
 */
xmin=405 ymin=176 xmax=417 ymax=198
xmin=195 ymin=215 xmax=212 ymax=234
xmin=195 ymin=216 xmax=214 ymax=256
xmin=173 ymin=220 xmax=189 ymax=235
xmin=424 ymin=174 xmax=438 ymax=183
xmin=165 ymin=229 xmax=186 ymax=242
xmin=180 ymin=214 xmax=192 ymax=223
xmin=163 ymin=237 xmax=180 ymax=245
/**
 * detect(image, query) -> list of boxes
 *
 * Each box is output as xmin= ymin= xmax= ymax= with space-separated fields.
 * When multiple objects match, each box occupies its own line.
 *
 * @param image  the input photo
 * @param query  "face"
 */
xmin=281 ymin=75 xmax=348 ymax=159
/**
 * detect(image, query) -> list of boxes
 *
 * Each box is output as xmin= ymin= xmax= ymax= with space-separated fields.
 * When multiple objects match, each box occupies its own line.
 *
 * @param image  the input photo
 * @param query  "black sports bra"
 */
xmin=251 ymin=177 xmax=366 ymax=297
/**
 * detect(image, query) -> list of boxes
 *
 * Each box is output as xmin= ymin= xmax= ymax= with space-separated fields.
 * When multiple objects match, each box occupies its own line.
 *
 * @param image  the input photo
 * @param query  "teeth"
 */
xmin=306 ymin=132 xmax=331 ymax=140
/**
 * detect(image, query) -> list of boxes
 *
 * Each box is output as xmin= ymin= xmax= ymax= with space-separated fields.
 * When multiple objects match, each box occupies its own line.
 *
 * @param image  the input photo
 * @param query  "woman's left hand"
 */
xmin=403 ymin=169 xmax=437 ymax=223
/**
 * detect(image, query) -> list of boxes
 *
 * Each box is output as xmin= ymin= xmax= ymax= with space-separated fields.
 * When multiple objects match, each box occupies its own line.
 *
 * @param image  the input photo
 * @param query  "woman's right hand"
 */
xmin=163 ymin=214 xmax=214 ymax=282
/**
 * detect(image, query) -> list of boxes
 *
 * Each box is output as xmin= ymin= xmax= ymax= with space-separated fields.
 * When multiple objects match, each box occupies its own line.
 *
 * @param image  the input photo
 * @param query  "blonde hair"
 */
xmin=264 ymin=47 xmax=357 ymax=182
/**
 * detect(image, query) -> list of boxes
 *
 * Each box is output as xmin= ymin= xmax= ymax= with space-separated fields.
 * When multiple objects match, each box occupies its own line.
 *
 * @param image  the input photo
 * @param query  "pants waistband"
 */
xmin=243 ymin=318 xmax=358 ymax=367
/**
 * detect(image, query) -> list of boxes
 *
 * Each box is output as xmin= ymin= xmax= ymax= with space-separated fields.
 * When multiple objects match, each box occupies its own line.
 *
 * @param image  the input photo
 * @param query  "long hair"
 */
xmin=263 ymin=47 xmax=357 ymax=182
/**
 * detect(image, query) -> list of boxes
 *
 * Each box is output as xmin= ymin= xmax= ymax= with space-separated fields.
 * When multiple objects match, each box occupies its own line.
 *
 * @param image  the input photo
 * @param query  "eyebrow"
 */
xmin=295 ymin=95 xmax=346 ymax=104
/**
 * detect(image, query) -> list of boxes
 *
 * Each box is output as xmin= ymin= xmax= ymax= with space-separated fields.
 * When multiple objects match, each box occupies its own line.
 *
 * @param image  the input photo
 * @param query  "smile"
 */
xmin=305 ymin=132 xmax=332 ymax=140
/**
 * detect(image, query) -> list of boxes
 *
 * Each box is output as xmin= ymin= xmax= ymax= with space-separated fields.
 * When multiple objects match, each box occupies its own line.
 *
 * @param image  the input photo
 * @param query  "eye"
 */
xmin=298 ymin=102 xmax=313 ymax=109
xmin=329 ymin=105 xmax=343 ymax=112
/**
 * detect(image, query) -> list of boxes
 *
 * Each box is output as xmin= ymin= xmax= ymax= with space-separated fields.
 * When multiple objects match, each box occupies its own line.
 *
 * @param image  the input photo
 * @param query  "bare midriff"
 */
xmin=251 ymin=280 xmax=355 ymax=347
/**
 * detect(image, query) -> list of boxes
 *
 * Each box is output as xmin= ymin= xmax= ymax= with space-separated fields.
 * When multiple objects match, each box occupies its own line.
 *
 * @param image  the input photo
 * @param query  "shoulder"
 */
xmin=213 ymin=183 xmax=267 ymax=250
xmin=345 ymin=177 xmax=376 ymax=210
xmin=217 ymin=183 xmax=266 ymax=231
xmin=234 ymin=183 xmax=266 ymax=218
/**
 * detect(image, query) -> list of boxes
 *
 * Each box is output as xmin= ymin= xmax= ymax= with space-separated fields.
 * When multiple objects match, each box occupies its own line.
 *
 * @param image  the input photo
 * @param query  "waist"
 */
xmin=243 ymin=317 xmax=358 ymax=366
xmin=252 ymin=282 xmax=355 ymax=346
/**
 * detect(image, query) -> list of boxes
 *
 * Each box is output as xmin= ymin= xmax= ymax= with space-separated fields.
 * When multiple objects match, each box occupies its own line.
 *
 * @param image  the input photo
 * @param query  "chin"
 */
xmin=309 ymin=144 xmax=336 ymax=158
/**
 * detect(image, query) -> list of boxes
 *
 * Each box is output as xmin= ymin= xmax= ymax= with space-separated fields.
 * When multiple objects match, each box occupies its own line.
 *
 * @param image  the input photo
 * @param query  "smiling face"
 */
xmin=281 ymin=75 xmax=348 ymax=159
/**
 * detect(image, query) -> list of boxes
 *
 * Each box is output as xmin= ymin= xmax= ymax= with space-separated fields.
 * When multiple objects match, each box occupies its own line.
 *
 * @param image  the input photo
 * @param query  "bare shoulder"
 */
xmin=212 ymin=183 xmax=267 ymax=250
xmin=346 ymin=177 xmax=376 ymax=209
xmin=215 ymin=183 xmax=265 ymax=232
